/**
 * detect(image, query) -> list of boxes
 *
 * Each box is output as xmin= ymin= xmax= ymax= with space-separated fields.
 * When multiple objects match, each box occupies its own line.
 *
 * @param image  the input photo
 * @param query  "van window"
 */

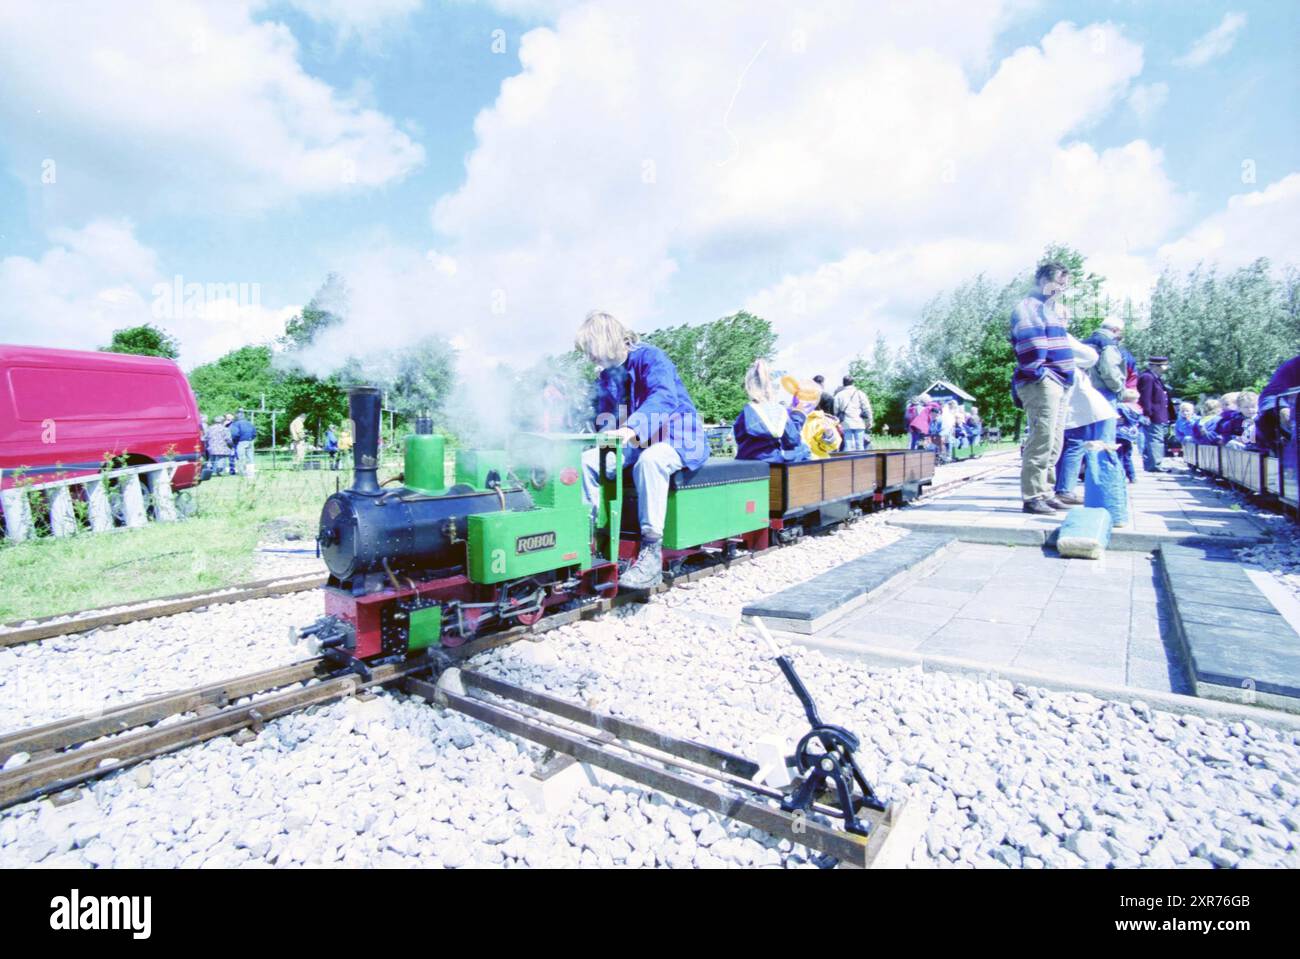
xmin=8 ymin=367 xmax=190 ymax=421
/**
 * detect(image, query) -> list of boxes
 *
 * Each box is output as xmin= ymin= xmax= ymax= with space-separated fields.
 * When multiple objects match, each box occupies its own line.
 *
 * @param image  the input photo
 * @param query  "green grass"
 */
xmin=0 ymin=464 xmax=381 ymax=622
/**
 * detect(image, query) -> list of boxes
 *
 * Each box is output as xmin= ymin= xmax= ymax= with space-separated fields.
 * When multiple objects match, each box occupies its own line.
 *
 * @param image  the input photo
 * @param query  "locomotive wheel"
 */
xmin=515 ymin=608 xmax=545 ymax=626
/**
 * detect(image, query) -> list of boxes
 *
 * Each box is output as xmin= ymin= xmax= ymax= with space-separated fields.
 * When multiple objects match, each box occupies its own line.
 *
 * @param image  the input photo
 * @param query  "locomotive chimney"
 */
xmin=348 ymin=386 xmax=382 ymax=494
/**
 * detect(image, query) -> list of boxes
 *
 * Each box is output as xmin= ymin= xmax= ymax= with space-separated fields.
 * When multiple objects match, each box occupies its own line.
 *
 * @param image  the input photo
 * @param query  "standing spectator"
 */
xmin=833 ymin=375 xmax=873 ymax=451
xmin=1010 ymin=261 xmax=1075 ymax=514
xmin=966 ymin=406 xmax=983 ymax=456
xmin=906 ymin=395 xmax=930 ymax=450
xmin=1053 ymin=336 xmax=1118 ymax=504
xmin=812 ymin=375 xmax=836 ymax=416
xmin=1084 ymin=318 xmax=1126 ymax=411
xmin=204 ymin=416 xmax=233 ymax=476
xmin=222 ymin=414 xmax=238 ymax=474
xmin=230 ymin=412 xmax=256 ymax=477
xmin=937 ymin=400 xmax=959 ymax=464
xmin=324 ymin=425 xmax=340 ymax=470
xmin=1137 ymin=356 xmax=1175 ymax=472
xmin=290 ymin=414 xmax=308 ymax=468
xmin=1114 ymin=388 xmax=1146 ymax=483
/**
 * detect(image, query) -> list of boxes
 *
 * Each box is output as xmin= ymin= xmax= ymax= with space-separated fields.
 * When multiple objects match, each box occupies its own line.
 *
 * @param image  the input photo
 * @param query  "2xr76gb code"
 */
xmin=1187 ymin=896 xmax=1251 ymax=908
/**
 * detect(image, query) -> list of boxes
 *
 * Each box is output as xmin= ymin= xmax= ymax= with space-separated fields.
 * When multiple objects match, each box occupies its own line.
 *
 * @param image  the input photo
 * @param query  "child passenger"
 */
xmin=732 ymin=359 xmax=812 ymax=464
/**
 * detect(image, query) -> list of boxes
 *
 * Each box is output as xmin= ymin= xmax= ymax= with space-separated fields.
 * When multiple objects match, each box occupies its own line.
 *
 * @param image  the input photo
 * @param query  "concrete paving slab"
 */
xmin=888 ymin=462 xmax=1269 ymax=550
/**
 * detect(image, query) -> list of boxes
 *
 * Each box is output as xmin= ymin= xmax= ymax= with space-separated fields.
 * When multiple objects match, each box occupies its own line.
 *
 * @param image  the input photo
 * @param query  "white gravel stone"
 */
xmin=3 ymin=455 xmax=1298 ymax=868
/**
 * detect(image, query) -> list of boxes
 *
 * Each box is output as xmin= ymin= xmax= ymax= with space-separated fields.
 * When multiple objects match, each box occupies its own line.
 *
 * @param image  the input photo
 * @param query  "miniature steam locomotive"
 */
xmin=298 ymin=387 xmax=934 ymax=668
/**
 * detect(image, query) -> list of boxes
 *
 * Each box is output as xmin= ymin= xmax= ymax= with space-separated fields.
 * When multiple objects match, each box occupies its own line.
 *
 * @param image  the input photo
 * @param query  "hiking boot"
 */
xmin=619 ymin=539 xmax=664 ymax=591
xmin=1055 ymin=491 xmax=1085 ymax=506
xmin=1022 ymin=497 xmax=1056 ymax=515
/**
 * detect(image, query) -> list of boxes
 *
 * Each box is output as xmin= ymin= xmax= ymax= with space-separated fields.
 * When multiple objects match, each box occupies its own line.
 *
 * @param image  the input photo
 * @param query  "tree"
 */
xmin=1127 ymin=258 xmax=1298 ymax=399
xmin=847 ymin=333 xmax=903 ymax=430
xmin=280 ymin=272 xmax=347 ymax=350
xmin=644 ymin=310 xmax=776 ymax=422
xmin=187 ymin=345 xmax=285 ymax=419
xmin=101 ymin=323 xmax=180 ymax=359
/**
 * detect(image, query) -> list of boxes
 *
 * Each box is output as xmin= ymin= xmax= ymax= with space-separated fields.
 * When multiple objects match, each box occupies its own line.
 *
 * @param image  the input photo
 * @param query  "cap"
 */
xmin=1148 ymin=356 xmax=1169 ymax=364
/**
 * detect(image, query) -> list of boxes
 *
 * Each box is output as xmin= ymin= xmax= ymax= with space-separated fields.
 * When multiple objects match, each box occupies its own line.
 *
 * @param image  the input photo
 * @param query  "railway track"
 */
xmin=0 ymin=590 xmax=917 ymax=865
xmin=0 ymin=572 xmax=326 ymax=648
xmin=0 ymin=453 xmax=1005 ymax=863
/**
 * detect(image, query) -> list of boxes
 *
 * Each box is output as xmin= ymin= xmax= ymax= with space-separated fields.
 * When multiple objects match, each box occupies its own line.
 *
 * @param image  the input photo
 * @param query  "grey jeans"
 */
xmin=582 ymin=442 xmax=684 ymax=542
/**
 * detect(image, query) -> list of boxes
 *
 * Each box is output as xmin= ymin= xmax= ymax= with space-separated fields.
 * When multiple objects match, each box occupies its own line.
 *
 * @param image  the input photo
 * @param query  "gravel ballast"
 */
xmin=7 ymin=452 xmax=1294 ymax=869
xmin=3 ymin=599 xmax=1297 ymax=869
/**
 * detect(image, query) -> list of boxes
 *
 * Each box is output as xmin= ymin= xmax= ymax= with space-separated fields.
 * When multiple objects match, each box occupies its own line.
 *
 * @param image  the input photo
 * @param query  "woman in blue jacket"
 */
xmin=577 ymin=311 xmax=709 ymax=590
xmin=732 ymin=359 xmax=811 ymax=464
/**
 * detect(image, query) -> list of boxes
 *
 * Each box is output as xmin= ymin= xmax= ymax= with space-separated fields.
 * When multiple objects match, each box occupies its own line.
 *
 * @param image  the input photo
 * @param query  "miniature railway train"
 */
xmin=1183 ymin=439 xmax=1299 ymax=514
xmin=299 ymin=387 xmax=935 ymax=669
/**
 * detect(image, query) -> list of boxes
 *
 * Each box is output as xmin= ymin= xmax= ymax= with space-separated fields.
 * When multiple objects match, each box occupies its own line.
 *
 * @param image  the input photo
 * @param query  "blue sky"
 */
xmin=0 ymin=1 xmax=1295 ymax=374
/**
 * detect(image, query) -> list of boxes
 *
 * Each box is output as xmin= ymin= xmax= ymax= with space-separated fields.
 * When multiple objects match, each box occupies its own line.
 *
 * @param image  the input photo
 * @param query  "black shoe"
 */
xmin=1022 ymin=498 xmax=1056 ymax=515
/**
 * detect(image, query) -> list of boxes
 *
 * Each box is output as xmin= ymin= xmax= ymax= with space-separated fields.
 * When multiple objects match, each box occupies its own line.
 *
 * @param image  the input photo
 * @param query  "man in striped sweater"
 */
xmin=1011 ymin=261 xmax=1076 ymax=514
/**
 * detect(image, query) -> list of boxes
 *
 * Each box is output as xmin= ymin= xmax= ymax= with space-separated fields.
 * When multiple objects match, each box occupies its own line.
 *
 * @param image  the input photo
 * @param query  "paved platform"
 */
xmin=796 ymin=541 xmax=1193 ymax=694
xmin=887 ymin=463 xmax=1268 ymax=550
xmin=1159 ymin=543 xmax=1300 ymax=710
xmin=742 ymin=532 xmax=954 ymax=633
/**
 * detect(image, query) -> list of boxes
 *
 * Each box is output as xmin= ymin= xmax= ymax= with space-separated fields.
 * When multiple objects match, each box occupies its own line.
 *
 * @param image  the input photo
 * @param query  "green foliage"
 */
xmin=1038 ymin=242 xmax=1111 ymax=338
xmin=100 ymin=323 xmax=180 ymax=359
xmin=188 ymin=345 xmax=283 ymax=420
xmin=1127 ymin=259 xmax=1299 ymax=400
xmin=895 ymin=273 xmax=1024 ymax=431
xmin=644 ymin=310 xmax=776 ymax=422
xmin=847 ymin=333 xmax=904 ymax=431
xmin=280 ymin=272 xmax=347 ymax=350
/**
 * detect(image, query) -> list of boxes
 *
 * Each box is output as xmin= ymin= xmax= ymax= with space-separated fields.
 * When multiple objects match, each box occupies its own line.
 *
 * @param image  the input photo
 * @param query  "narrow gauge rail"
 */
xmin=0 ymin=451 xmax=1008 ymax=861
xmin=0 ymin=593 xmax=918 ymax=866
xmin=0 ymin=572 xmax=326 ymax=648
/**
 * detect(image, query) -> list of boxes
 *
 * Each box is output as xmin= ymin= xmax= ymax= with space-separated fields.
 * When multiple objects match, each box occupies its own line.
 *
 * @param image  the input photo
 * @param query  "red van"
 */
xmin=0 ymin=345 xmax=203 ymax=492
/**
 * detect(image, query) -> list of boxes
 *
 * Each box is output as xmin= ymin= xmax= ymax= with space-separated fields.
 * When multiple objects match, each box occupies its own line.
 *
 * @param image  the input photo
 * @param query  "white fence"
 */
xmin=0 ymin=462 xmax=183 ymax=541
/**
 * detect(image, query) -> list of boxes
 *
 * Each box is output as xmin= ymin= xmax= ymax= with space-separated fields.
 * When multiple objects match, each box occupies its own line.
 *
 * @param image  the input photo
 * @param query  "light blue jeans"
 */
xmin=581 ymin=442 xmax=683 ymax=541
xmin=1055 ymin=418 xmax=1116 ymax=495
xmin=842 ymin=428 xmax=866 ymax=451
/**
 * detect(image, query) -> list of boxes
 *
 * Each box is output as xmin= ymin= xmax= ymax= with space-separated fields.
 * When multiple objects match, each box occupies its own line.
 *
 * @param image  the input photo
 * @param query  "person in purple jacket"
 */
xmin=577 ymin=311 xmax=709 ymax=590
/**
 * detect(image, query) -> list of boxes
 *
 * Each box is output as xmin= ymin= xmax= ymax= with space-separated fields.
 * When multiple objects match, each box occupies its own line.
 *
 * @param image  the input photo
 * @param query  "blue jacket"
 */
xmin=733 ymin=403 xmax=810 ymax=464
xmin=1115 ymin=405 xmax=1146 ymax=443
xmin=324 ymin=429 xmax=338 ymax=452
xmin=593 ymin=343 xmax=709 ymax=471
xmin=230 ymin=417 xmax=256 ymax=443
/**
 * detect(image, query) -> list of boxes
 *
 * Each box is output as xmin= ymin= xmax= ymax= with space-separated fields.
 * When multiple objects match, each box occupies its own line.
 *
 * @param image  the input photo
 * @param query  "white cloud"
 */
xmin=0 ymin=0 xmax=424 ymax=216
xmin=274 ymin=0 xmax=421 ymax=35
xmin=0 ymin=222 xmax=299 ymax=369
xmin=1127 ymin=81 xmax=1168 ymax=121
xmin=368 ymin=8 xmax=1167 ymax=375
xmin=1174 ymin=12 xmax=1246 ymax=68
xmin=1157 ymin=173 xmax=1300 ymax=272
